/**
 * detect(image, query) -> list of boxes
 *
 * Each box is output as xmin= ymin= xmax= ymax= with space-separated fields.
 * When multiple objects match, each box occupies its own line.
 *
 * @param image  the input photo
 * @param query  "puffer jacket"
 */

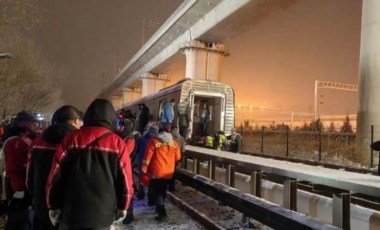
xmin=3 ymin=135 xmax=30 ymax=192
xmin=27 ymin=123 xmax=77 ymax=217
xmin=141 ymin=132 xmax=181 ymax=178
xmin=46 ymin=99 xmax=134 ymax=229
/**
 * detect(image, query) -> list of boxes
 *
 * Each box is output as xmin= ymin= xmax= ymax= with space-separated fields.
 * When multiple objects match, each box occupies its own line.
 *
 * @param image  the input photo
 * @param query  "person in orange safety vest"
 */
xmin=141 ymin=128 xmax=181 ymax=222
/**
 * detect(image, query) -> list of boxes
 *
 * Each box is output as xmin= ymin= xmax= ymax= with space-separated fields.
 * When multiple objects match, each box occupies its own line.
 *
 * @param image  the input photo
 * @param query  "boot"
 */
xmin=168 ymin=185 xmax=175 ymax=192
xmin=122 ymin=211 xmax=134 ymax=225
xmin=154 ymin=205 xmax=167 ymax=222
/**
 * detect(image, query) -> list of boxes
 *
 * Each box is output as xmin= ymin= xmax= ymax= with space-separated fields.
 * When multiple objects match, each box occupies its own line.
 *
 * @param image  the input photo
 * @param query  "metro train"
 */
xmin=118 ymin=79 xmax=235 ymax=138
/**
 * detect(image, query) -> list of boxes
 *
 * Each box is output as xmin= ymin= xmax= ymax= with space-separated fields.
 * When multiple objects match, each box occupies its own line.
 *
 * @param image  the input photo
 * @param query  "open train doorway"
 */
xmin=190 ymin=93 xmax=225 ymax=138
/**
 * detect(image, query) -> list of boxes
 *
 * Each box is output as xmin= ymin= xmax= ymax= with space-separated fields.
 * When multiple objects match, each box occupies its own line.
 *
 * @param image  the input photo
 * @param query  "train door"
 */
xmin=190 ymin=92 xmax=225 ymax=137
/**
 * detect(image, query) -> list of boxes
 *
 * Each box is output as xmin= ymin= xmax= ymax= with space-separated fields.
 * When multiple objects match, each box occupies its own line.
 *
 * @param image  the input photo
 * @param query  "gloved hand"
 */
xmin=114 ymin=209 xmax=127 ymax=223
xmin=140 ymin=173 xmax=150 ymax=186
xmin=49 ymin=209 xmax=61 ymax=226
xmin=13 ymin=191 xmax=25 ymax=199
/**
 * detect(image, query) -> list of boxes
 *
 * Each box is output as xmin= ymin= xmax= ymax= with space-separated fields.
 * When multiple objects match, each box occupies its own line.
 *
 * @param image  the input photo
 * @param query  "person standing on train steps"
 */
xmin=177 ymin=98 xmax=191 ymax=139
xmin=141 ymin=128 xmax=181 ymax=222
xmin=199 ymin=103 xmax=210 ymax=137
xmin=161 ymin=99 xmax=175 ymax=132
xmin=46 ymin=99 xmax=134 ymax=230
xmin=27 ymin=105 xmax=82 ymax=230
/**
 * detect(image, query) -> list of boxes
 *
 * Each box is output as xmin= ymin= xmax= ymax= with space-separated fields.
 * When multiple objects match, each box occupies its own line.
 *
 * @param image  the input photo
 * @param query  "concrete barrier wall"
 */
xmin=184 ymin=160 xmax=380 ymax=230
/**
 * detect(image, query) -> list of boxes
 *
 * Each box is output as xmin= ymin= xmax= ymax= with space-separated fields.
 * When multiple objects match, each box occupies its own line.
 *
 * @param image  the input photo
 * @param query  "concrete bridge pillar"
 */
xmin=140 ymin=73 xmax=168 ymax=97
xmin=181 ymin=40 xmax=229 ymax=81
xmin=110 ymin=95 xmax=123 ymax=110
xmin=122 ymin=87 xmax=141 ymax=105
xmin=357 ymin=0 xmax=380 ymax=165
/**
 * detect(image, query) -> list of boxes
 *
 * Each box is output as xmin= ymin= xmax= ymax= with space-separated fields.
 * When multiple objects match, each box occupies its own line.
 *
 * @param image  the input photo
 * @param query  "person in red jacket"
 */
xmin=46 ymin=99 xmax=134 ymax=229
xmin=27 ymin=105 xmax=82 ymax=230
xmin=2 ymin=111 xmax=38 ymax=229
xmin=141 ymin=128 xmax=181 ymax=221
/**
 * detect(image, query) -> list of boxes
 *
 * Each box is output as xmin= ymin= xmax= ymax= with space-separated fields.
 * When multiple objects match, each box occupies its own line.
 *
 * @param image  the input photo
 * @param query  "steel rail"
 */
xmin=175 ymin=168 xmax=341 ymax=230
xmin=184 ymin=146 xmax=380 ymax=199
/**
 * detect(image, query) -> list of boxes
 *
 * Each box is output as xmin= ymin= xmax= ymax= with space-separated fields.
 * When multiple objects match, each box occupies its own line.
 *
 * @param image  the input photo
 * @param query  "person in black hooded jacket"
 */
xmin=46 ymin=98 xmax=134 ymax=230
xmin=26 ymin=105 xmax=82 ymax=230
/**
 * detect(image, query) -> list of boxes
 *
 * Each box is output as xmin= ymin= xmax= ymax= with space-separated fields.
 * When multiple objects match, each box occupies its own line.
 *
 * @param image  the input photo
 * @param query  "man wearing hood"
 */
xmin=46 ymin=99 xmax=134 ymax=229
xmin=141 ymin=128 xmax=181 ymax=221
xmin=27 ymin=105 xmax=82 ymax=230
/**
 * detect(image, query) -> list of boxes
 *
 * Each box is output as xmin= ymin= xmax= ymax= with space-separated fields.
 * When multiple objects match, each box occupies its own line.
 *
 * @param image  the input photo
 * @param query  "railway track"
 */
xmin=238 ymin=151 xmax=380 ymax=211
xmin=111 ymin=180 xmax=271 ymax=230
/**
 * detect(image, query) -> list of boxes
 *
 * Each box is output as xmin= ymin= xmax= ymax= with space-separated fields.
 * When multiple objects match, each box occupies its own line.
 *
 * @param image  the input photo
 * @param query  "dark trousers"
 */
xmin=127 ymin=198 xmax=134 ymax=213
xmin=179 ymin=126 xmax=188 ymax=139
xmin=33 ymin=212 xmax=58 ymax=230
xmin=5 ymin=198 xmax=31 ymax=230
xmin=147 ymin=186 xmax=154 ymax=205
xmin=199 ymin=122 xmax=207 ymax=136
xmin=150 ymin=178 xmax=170 ymax=208
xmin=168 ymin=176 xmax=176 ymax=191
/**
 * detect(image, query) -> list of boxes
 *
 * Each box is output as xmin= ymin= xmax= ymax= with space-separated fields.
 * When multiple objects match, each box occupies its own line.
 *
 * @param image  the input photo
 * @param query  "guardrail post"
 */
xmin=226 ymin=165 xmax=235 ymax=187
xmin=261 ymin=126 xmax=264 ymax=153
xmin=286 ymin=126 xmax=289 ymax=157
xmin=250 ymin=172 xmax=262 ymax=197
xmin=371 ymin=125 xmax=374 ymax=168
xmin=283 ymin=180 xmax=297 ymax=211
xmin=181 ymin=156 xmax=187 ymax=170
xmin=318 ymin=128 xmax=322 ymax=161
xmin=333 ymin=193 xmax=351 ymax=230
xmin=193 ymin=158 xmax=200 ymax=174
xmin=207 ymin=160 xmax=215 ymax=180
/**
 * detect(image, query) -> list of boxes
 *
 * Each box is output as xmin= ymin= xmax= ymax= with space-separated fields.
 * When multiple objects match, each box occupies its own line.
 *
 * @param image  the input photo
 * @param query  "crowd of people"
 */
xmin=0 ymin=98 xmax=183 ymax=230
xmin=0 ymin=97 xmax=241 ymax=230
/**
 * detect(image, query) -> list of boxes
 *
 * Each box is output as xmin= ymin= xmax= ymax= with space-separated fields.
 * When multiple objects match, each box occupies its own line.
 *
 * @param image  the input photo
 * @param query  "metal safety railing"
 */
xmin=181 ymin=145 xmax=380 ymax=230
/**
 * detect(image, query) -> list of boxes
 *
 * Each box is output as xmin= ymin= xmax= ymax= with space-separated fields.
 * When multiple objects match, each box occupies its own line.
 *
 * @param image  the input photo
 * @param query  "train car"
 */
xmin=119 ymin=79 xmax=235 ymax=138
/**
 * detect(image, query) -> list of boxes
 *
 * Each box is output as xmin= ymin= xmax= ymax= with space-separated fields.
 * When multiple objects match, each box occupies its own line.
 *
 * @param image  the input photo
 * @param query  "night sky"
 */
xmin=32 ymin=0 xmax=361 ymax=119
xmin=33 ymin=0 xmax=183 ymax=110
